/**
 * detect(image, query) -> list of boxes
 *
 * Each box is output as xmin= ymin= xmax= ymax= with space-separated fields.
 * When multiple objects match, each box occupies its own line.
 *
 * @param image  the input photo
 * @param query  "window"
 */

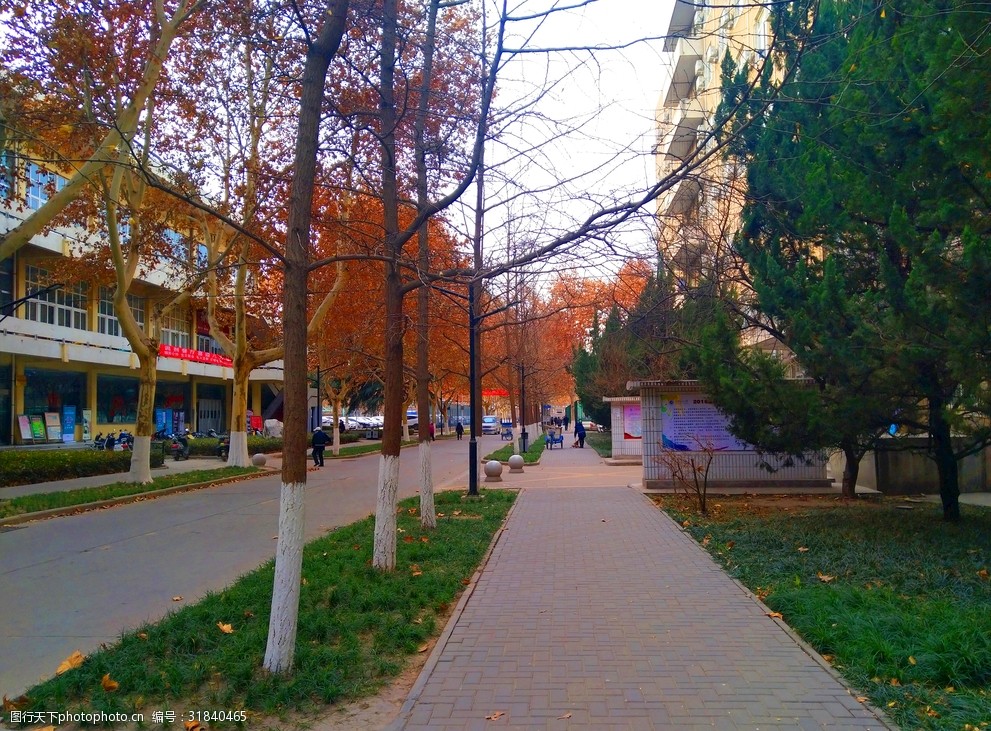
xmin=97 ymin=287 xmax=145 ymax=337
xmin=160 ymin=306 xmax=191 ymax=348
xmin=24 ymin=265 xmax=88 ymax=330
xmin=197 ymin=333 xmax=224 ymax=355
xmin=0 ymin=150 xmax=14 ymax=200
xmin=25 ymin=162 xmax=67 ymax=209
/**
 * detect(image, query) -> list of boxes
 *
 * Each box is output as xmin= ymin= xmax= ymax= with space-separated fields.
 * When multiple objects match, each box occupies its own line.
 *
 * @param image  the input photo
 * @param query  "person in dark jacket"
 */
xmin=455 ymin=421 xmax=464 ymax=440
xmin=574 ymin=421 xmax=586 ymax=448
xmin=311 ymin=427 xmax=330 ymax=466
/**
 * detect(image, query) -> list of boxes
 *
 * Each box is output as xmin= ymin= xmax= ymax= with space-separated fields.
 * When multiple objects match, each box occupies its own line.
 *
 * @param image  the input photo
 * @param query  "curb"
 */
xmin=387 ymin=488 xmax=525 ymax=730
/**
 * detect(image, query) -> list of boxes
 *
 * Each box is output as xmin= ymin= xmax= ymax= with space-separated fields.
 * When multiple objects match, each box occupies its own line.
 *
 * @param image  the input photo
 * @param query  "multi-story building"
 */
xmin=654 ymin=0 xmax=771 ymax=294
xmin=0 ymin=151 xmax=284 ymax=446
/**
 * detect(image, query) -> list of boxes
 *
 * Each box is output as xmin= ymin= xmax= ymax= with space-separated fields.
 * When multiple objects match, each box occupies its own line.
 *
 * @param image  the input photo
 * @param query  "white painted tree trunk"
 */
xmin=127 ymin=435 xmax=153 ymax=484
xmin=418 ymin=441 xmax=436 ymax=529
xmin=402 ymin=421 xmax=410 ymax=442
xmin=263 ymin=480 xmax=305 ymax=673
xmin=372 ymin=454 xmax=400 ymax=570
xmin=513 ymin=425 xmax=520 ymax=455
xmin=228 ymin=430 xmax=249 ymax=466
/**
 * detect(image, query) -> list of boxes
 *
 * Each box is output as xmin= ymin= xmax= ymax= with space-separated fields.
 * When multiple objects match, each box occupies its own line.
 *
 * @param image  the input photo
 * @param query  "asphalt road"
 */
xmin=0 ymin=436 xmax=492 ymax=698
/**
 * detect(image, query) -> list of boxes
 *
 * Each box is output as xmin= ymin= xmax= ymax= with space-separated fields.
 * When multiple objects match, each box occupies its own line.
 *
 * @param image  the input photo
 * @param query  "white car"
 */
xmin=481 ymin=415 xmax=500 ymax=434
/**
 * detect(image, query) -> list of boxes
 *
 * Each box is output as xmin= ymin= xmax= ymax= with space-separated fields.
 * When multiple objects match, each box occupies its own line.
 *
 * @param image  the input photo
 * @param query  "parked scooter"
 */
xmin=170 ymin=431 xmax=190 ymax=461
xmin=216 ymin=433 xmax=230 ymax=461
xmin=103 ymin=431 xmax=117 ymax=451
xmin=116 ymin=430 xmax=134 ymax=450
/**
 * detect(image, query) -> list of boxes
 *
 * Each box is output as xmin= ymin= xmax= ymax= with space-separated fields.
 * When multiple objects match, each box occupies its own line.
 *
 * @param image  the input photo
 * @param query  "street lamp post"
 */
xmin=519 ymin=362 xmax=528 ymax=453
xmin=467 ymin=280 xmax=480 ymax=496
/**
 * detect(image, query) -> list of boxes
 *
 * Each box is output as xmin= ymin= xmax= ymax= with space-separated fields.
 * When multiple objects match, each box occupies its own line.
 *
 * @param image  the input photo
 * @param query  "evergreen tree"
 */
xmin=706 ymin=0 xmax=991 ymax=519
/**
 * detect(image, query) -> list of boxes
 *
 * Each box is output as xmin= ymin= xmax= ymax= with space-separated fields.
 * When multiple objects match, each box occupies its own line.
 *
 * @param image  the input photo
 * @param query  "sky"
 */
xmin=467 ymin=0 xmax=678 ymax=277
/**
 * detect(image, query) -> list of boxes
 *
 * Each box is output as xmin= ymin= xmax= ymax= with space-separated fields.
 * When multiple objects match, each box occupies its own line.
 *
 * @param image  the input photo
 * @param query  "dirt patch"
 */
xmin=651 ymin=492 xmax=892 ymax=519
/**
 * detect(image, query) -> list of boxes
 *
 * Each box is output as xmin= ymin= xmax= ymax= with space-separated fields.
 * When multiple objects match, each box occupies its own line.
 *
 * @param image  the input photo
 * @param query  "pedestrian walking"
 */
xmin=563 ymin=415 xmax=570 ymax=432
xmin=429 ymin=422 xmax=436 ymax=441
xmin=574 ymin=420 xmax=586 ymax=448
xmin=311 ymin=427 xmax=330 ymax=467
xmin=455 ymin=422 xmax=464 ymax=440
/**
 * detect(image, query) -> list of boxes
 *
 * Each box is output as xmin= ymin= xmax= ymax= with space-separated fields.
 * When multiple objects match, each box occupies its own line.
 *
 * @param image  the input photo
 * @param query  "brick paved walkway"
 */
xmin=392 ymin=486 xmax=893 ymax=730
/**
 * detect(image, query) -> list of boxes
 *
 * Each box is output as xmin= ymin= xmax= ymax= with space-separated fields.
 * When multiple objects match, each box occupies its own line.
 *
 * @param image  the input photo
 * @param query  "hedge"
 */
xmin=0 ymin=448 xmax=166 ymax=488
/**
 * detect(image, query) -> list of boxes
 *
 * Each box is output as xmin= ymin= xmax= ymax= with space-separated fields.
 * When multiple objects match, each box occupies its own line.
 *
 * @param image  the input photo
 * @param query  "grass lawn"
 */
xmin=654 ymin=493 xmax=991 ymax=731
xmin=483 ymin=436 xmax=545 ymax=464
xmin=0 ymin=467 xmax=259 ymax=520
xmin=584 ymin=431 xmax=611 ymax=457
xmin=13 ymin=489 xmax=517 ymax=726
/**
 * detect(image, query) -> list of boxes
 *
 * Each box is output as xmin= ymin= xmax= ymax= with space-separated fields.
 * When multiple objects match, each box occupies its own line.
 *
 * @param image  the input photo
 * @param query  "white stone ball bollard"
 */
xmin=507 ymin=454 xmax=525 ymax=473
xmin=251 ymin=453 xmax=267 ymax=467
xmin=483 ymin=459 xmax=503 ymax=482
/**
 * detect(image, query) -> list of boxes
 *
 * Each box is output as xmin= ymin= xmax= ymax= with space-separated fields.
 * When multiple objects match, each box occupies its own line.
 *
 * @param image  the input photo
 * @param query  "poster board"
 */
xmin=44 ymin=412 xmax=61 ymax=442
xmin=658 ymin=393 xmax=750 ymax=451
xmin=62 ymin=406 xmax=77 ymax=443
xmin=623 ymin=404 xmax=642 ymax=440
xmin=29 ymin=415 xmax=46 ymax=441
xmin=17 ymin=415 xmax=33 ymax=442
xmin=82 ymin=409 xmax=92 ymax=441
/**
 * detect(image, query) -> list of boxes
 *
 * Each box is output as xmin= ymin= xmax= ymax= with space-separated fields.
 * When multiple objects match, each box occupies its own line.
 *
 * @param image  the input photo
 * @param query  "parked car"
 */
xmin=481 ymin=415 xmax=500 ymax=434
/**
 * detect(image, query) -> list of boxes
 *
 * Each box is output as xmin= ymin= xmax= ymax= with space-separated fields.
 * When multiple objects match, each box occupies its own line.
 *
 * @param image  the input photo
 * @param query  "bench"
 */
xmin=545 ymin=430 xmax=564 ymax=449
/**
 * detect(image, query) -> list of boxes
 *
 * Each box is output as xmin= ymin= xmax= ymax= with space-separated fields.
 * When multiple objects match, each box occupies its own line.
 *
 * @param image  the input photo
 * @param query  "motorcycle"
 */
xmin=170 ymin=431 xmax=191 ymax=461
xmin=103 ymin=431 xmax=117 ymax=451
xmin=116 ymin=430 xmax=134 ymax=450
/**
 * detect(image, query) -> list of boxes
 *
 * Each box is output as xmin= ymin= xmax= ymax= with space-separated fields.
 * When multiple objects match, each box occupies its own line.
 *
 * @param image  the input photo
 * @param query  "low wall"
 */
xmin=644 ymin=450 xmax=831 ymax=490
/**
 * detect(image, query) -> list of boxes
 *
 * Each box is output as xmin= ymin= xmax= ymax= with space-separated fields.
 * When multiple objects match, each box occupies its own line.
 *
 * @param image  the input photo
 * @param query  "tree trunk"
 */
xmin=262 ymin=0 xmax=350 ymax=674
xmin=373 ymin=0 xmax=403 ymax=569
xmin=413 ymin=0 xmax=440 ymax=530
xmin=126 ymin=355 xmax=158 ymax=484
xmin=263 ymin=479 xmax=305 ymax=673
xmin=839 ymin=441 xmax=859 ymax=499
xmin=929 ymin=401 xmax=960 ymax=522
xmin=228 ymin=359 xmax=254 ymax=467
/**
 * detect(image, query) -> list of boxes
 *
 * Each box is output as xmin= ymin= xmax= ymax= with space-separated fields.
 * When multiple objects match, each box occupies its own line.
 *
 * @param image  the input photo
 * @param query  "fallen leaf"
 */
xmin=817 ymin=572 xmax=836 ymax=583
xmin=244 ymin=610 xmax=255 ymax=618
xmin=890 ymin=677 xmax=901 ymax=687
xmin=856 ymin=696 xmax=869 ymax=703
xmin=101 ymin=673 xmax=120 ymax=692
xmin=301 ymin=577 xmax=308 ymax=586
xmin=56 ymin=650 xmax=85 ymax=675
xmin=797 ymin=546 xmax=810 ymax=553
xmin=945 ymin=685 xmax=955 ymax=693
xmin=461 ymin=578 xmax=471 ymax=585
xmin=185 ymin=722 xmax=207 ymax=731
xmin=977 ymin=568 xmax=989 ymax=580
xmin=407 ymin=508 xmax=418 ymax=515
xmin=137 ymin=632 xmax=149 ymax=640
xmin=354 ymin=544 xmax=361 ymax=550
xmin=908 ymin=656 xmax=917 ymax=665
xmin=411 ymin=565 xmax=423 ymax=577
xmin=436 ymin=512 xmax=445 ymax=517
xmin=822 ymin=654 xmax=835 ymax=663
xmin=417 ymin=643 xmax=430 ymax=653
xmin=3 ymin=694 xmax=30 ymax=711
xmin=725 ymin=540 xmax=735 ymax=549
xmin=421 ymin=536 xmax=429 ymax=543
xmin=453 ymin=510 xmax=463 ymax=516
xmin=887 ymin=701 xmax=898 ymax=708
xmin=172 ymin=595 xmax=184 ymax=602
xmin=38 ymin=727 xmax=55 ymax=731
xmin=404 ymin=535 xmax=414 ymax=543
xmin=217 ymin=622 xmax=234 ymax=634
xmin=701 ymin=535 xmax=711 ymax=546
xmin=766 ymin=611 xmax=783 ymax=619
xmin=485 ymin=710 xmax=505 ymax=720
xmin=925 ymin=706 xmax=940 ymax=718
xmin=557 ymin=712 xmax=572 ymax=719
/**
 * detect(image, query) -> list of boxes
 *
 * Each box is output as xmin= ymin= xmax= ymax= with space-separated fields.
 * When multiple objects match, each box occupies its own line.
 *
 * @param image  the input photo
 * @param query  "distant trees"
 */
xmin=700 ymin=0 xmax=991 ymax=519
